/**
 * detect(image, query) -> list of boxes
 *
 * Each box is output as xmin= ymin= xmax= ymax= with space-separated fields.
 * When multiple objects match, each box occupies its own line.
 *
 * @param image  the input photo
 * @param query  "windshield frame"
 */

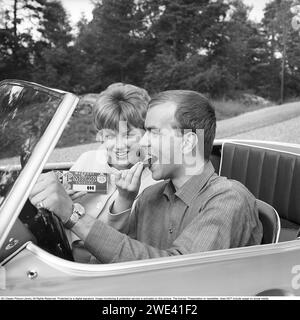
xmin=0 ymin=79 xmax=79 ymax=249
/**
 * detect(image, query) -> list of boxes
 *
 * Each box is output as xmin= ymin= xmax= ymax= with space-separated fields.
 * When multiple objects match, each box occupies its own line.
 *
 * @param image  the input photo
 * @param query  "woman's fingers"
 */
xmin=114 ymin=162 xmax=143 ymax=195
xmin=124 ymin=163 xmax=139 ymax=186
xmin=130 ymin=162 xmax=143 ymax=187
xmin=113 ymin=170 xmax=122 ymax=182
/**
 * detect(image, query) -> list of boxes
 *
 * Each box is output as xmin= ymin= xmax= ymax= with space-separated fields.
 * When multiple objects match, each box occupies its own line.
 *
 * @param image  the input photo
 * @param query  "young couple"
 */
xmin=29 ymin=83 xmax=263 ymax=263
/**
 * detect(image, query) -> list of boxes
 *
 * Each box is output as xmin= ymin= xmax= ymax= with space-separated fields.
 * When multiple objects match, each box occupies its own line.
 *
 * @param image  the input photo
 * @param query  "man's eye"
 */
xmin=151 ymin=130 xmax=160 ymax=135
xmin=127 ymin=133 xmax=136 ymax=138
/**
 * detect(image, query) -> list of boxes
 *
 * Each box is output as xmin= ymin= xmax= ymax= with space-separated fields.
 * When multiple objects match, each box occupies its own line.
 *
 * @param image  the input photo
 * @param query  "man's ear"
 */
xmin=182 ymin=132 xmax=198 ymax=154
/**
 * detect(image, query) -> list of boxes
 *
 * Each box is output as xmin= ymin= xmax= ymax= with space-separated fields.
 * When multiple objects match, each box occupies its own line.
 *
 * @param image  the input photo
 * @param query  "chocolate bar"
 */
xmin=55 ymin=170 xmax=108 ymax=194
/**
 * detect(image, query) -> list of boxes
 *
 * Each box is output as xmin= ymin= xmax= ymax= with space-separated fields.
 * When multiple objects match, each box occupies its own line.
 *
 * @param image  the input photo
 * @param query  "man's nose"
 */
xmin=139 ymin=131 xmax=150 ymax=148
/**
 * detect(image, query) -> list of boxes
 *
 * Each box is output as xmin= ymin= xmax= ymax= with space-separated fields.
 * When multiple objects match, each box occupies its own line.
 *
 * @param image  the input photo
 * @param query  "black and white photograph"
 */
xmin=1 ymin=0 xmax=300 ymax=302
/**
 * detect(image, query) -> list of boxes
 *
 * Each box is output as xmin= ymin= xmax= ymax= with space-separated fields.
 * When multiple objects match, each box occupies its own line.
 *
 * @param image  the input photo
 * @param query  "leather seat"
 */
xmin=257 ymin=199 xmax=280 ymax=244
xmin=219 ymin=142 xmax=300 ymax=241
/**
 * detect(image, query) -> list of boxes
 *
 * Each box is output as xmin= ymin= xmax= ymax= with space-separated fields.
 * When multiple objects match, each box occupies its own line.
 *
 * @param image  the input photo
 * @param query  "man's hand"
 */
xmin=111 ymin=162 xmax=144 ymax=213
xmin=29 ymin=171 xmax=73 ymax=224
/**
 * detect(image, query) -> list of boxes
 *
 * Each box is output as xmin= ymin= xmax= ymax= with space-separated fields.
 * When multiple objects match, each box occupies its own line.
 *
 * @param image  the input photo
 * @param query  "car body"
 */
xmin=0 ymin=79 xmax=300 ymax=297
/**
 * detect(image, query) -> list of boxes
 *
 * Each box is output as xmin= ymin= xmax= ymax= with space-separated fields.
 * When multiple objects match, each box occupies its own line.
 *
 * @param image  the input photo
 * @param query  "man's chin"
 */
xmin=149 ymin=164 xmax=164 ymax=180
xmin=151 ymin=172 xmax=161 ymax=181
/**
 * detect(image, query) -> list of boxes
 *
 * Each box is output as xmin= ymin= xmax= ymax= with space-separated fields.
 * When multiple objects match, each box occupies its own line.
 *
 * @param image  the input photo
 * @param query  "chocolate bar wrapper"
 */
xmin=55 ymin=170 xmax=108 ymax=194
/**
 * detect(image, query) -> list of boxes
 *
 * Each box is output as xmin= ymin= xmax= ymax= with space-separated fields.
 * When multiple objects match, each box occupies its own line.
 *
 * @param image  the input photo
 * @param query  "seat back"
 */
xmin=257 ymin=199 xmax=280 ymax=244
xmin=219 ymin=142 xmax=300 ymax=241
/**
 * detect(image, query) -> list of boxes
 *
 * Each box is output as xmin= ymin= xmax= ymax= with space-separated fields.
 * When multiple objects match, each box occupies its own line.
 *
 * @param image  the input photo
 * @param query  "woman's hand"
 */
xmin=111 ymin=162 xmax=144 ymax=213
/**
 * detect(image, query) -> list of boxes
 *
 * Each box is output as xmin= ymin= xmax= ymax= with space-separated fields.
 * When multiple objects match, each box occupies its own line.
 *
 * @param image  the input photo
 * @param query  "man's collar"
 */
xmin=163 ymin=161 xmax=215 ymax=205
xmin=163 ymin=180 xmax=177 ymax=202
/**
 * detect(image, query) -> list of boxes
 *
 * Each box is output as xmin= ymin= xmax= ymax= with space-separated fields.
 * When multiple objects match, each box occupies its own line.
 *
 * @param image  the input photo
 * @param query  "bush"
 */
xmin=144 ymin=53 xmax=234 ymax=97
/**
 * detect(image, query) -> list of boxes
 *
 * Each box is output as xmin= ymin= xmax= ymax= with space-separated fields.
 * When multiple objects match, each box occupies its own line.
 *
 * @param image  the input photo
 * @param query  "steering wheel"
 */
xmin=0 ymin=144 xmax=73 ymax=262
xmin=19 ymin=200 xmax=74 ymax=261
xmin=0 ymin=189 xmax=73 ymax=262
xmin=19 ymin=145 xmax=73 ymax=261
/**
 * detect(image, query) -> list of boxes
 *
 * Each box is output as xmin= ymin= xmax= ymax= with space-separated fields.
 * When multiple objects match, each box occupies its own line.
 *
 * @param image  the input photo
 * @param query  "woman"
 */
xmin=69 ymin=83 xmax=157 ymax=262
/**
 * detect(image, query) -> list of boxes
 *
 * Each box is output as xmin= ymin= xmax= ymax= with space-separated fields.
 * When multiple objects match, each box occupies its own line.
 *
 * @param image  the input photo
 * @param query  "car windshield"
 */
xmin=0 ymin=81 xmax=64 ymax=208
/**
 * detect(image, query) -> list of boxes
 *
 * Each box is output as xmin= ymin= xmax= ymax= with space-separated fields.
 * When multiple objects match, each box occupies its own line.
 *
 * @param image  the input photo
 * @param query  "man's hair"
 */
xmin=149 ymin=90 xmax=216 ymax=160
xmin=93 ymin=82 xmax=150 ymax=131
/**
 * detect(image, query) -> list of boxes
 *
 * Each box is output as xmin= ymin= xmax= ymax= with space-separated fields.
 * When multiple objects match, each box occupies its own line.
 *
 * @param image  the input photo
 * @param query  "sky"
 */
xmin=62 ymin=0 xmax=94 ymax=24
xmin=243 ymin=0 xmax=270 ymax=21
xmin=61 ymin=0 xmax=270 ymax=26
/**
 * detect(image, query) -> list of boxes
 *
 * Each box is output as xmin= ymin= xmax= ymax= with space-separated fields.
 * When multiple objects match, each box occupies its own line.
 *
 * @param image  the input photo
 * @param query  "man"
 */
xmin=30 ymin=90 xmax=263 ymax=263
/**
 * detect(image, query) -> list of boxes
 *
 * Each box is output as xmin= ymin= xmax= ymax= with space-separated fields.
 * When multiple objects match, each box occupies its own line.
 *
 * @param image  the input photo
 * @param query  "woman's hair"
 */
xmin=93 ymin=83 xmax=150 ymax=131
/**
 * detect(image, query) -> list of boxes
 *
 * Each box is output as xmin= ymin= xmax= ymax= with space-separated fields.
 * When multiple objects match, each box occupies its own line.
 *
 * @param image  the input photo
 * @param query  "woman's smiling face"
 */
xmin=100 ymin=125 xmax=145 ymax=170
xmin=92 ymin=83 xmax=151 ymax=170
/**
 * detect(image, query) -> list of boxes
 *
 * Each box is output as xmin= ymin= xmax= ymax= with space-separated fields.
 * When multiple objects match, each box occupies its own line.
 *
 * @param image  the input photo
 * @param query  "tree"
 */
xmin=144 ymin=0 xmax=253 ymax=96
xmin=73 ymin=0 xmax=150 ymax=92
xmin=143 ymin=0 xmax=229 ymax=59
xmin=145 ymin=0 xmax=229 ymax=94
xmin=31 ymin=0 xmax=74 ymax=90
xmin=0 ymin=0 xmax=45 ymax=80
xmin=262 ymin=0 xmax=300 ymax=101
xmin=206 ymin=0 xmax=270 ymax=97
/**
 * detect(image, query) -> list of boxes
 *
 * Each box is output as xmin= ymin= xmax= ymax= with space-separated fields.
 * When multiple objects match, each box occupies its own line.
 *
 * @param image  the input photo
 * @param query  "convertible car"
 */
xmin=1 ymin=79 xmax=300 ymax=297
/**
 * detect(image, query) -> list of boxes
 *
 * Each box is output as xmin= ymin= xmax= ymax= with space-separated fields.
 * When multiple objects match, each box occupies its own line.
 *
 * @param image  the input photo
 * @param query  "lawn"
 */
xmin=213 ymin=99 xmax=272 ymax=121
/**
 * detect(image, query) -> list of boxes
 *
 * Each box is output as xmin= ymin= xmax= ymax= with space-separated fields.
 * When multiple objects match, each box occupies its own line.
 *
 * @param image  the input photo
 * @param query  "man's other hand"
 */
xmin=29 ymin=171 xmax=73 ymax=224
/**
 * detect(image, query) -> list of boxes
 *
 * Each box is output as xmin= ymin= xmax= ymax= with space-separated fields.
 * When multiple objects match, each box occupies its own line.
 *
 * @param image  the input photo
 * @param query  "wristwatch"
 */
xmin=64 ymin=203 xmax=85 ymax=229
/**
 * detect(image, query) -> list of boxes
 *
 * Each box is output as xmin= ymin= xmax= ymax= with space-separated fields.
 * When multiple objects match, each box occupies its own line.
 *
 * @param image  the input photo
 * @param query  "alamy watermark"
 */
xmin=291 ymin=265 xmax=300 ymax=290
xmin=96 ymin=121 xmax=205 ymax=176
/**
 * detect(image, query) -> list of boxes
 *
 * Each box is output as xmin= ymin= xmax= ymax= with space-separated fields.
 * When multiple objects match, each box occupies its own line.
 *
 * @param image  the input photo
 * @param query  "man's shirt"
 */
xmin=84 ymin=161 xmax=263 ymax=263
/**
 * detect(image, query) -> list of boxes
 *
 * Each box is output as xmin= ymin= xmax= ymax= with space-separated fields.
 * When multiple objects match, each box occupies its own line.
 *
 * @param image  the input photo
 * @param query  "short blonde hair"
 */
xmin=93 ymin=83 xmax=150 ymax=131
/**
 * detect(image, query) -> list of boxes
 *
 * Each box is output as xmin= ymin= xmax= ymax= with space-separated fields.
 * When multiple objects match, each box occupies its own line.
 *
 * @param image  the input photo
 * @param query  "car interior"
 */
xmin=212 ymin=141 xmax=300 ymax=243
xmin=2 ymin=139 xmax=300 ymax=265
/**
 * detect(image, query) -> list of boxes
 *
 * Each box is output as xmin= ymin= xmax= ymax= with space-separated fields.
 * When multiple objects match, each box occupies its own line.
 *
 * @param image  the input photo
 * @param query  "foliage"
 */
xmin=0 ymin=0 xmax=300 ymax=102
xmin=71 ymin=0 xmax=151 ymax=92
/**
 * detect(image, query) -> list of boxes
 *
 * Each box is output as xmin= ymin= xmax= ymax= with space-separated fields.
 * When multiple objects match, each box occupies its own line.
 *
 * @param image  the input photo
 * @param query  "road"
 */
xmin=216 ymin=100 xmax=300 ymax=141
xmin=224 ymin=115 xmax=300 ymax=144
